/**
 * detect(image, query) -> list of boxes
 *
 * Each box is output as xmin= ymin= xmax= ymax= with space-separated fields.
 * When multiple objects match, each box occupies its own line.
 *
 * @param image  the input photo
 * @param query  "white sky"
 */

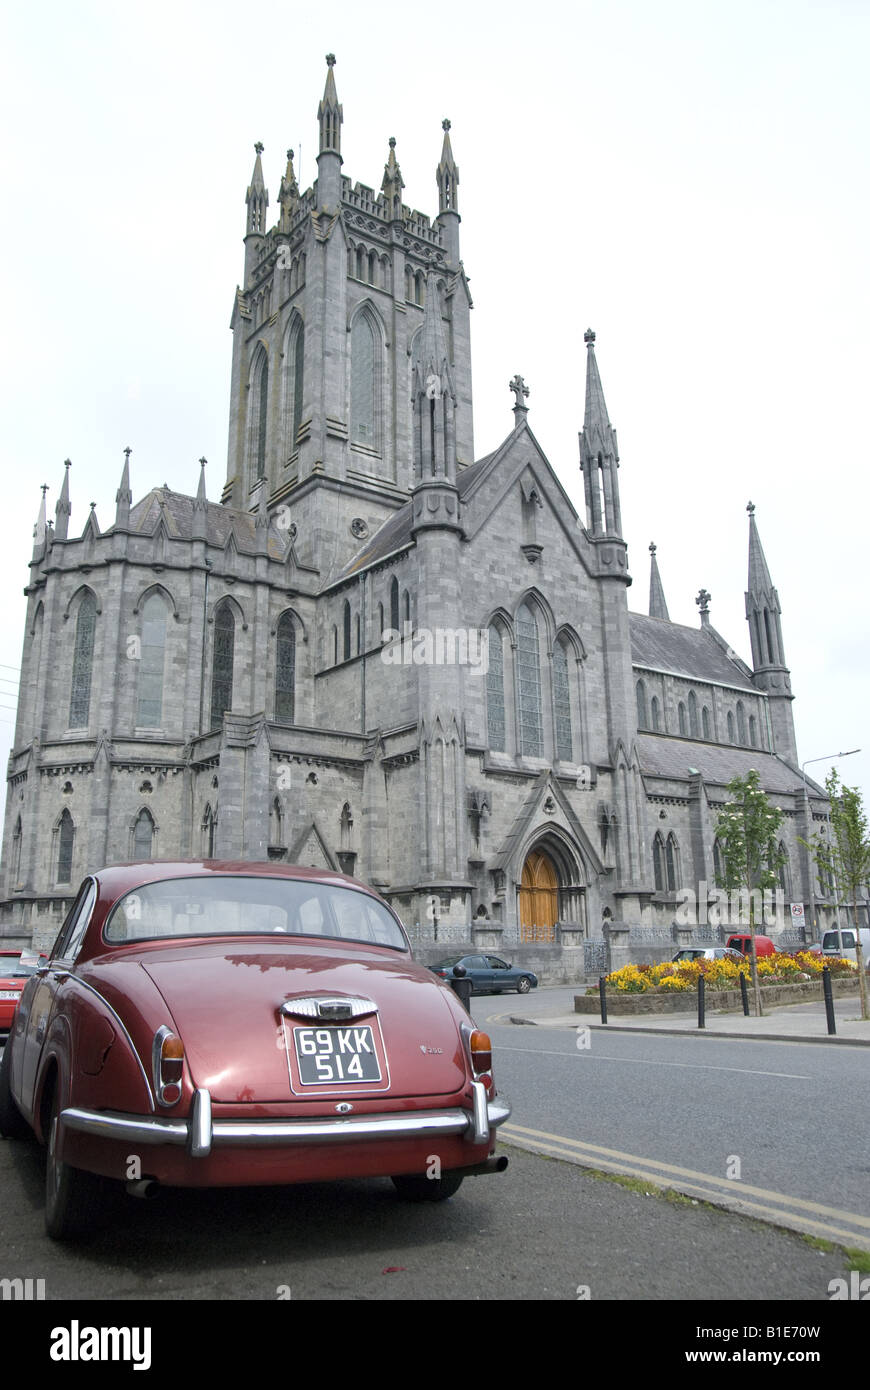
xmin=0 ymin=0 xmax=867 ymax=825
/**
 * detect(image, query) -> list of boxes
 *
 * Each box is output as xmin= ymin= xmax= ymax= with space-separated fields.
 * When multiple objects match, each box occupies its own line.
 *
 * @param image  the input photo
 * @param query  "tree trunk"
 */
xmin=852 ymin=907 xmax=869 ymax=1021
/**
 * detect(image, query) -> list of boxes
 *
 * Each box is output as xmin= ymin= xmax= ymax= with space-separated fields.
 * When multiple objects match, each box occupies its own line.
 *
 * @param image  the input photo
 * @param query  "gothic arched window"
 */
xmin=57 ymin=809 xmax=74 ymax=884
xmin=132 ymin=808 xmax=154 ymax=860
xmin=636 ymin=679 xmax=648 ymax=730
xmin=702 ymin=705 xmax=712 ymax=740
xmin=666 ymin=834 xmax=679 ymax=892
xmin=678 ymin=701 xmax=688 ymax=737
xmin=486 ymin=624 xmax=505 ymax=752
xmin=736 ymin=701 xmax=747 ymax=744
xmin=284 ymin=318 xmax=304 ymax=453
xmin=650 ymin=695 xmax=660 ymax=732
xmin=727 ymin=710 xmax=736 ymax=743
xmin=516 ymin=602 xmax=543 ymax=757
xmin=275 ymin=612 xmax=296 ymax=723
xmin=554 ymin=640 xmax=573 ymax=761
xmin=777 ymin=842 xmax=790 ymax=896
xmin=350 ymin=313 xmax=376 ymax=447
xmin=688 ymin=690 xmax=699 ymax=738
xmin=136 ymin=593 xmax=167 ymax=727
xmin=653 ymin=833 xmax=666 ymax=892
xmin=343 ymin=600 xmax=351 ymax=661
xmin=69 ymin=592 xmax=97 ymax=727
xmin=210 ymin=603 xmax=235 ymax=729
xmin=749 ymin=714 xmax=757 ymax=747
xmin=713 ymin=837 xmax=724 ymax=885
xmin=390 ymin=576 xmax=400 ymax=633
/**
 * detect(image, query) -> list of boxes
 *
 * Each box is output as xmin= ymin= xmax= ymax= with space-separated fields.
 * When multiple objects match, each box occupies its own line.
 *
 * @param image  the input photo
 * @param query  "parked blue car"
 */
xmin=430 ymin=954 xmax=538 ymax=995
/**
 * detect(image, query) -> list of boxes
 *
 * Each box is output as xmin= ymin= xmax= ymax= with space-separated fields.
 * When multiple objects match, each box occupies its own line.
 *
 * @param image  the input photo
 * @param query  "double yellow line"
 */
xmin=500 ymin=1122 xmax=870 ymax=1249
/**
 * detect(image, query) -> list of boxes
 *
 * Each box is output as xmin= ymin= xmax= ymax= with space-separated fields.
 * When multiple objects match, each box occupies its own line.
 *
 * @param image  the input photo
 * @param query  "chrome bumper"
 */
xmin=61 ymin=1083 xmax=510 ymax=1159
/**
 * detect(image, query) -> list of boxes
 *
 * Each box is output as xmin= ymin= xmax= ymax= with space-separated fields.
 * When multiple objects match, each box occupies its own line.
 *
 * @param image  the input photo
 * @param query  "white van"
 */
xmin=820 ymin=925 xmax=870 ymax=963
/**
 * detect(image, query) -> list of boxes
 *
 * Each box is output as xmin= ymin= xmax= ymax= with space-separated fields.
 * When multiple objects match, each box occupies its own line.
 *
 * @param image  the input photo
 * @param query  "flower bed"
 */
xmin=591 ymin=952 xmax=855 ymax=996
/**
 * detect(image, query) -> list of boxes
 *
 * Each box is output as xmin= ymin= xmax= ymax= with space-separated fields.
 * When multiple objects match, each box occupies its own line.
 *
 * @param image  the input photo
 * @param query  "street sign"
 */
xmin=790 ymin=902 xmax=806 ymax=927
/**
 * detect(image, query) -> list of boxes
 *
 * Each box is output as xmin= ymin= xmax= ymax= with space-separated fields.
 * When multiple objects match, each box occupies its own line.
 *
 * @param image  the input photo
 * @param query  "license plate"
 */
xmin=0 ymin=991 xmax=18 ymax=1000
xmin=293 ymin=1025 xmax=382 ymax=1086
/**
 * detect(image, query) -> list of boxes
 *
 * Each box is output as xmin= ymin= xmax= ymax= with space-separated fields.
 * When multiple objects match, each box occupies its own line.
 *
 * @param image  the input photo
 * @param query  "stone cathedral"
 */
xmin=1 ymin=57 xmax=828 ymax=959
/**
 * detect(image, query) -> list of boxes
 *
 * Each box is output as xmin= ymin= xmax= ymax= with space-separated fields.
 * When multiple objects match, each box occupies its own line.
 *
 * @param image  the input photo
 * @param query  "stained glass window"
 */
xmin=210 ymin=604 xmax=235 ymax=729
xmin=554 ymin=641 xmax=573 ymax=761
xmin=351 ymin=314 xmax=375 ymax=445
xmin=486 ymin=625 xmax=505 ymax=751
xmin=275 ymin=612 xmax=296 ymax=723
xmin=517 ymin=603 xmax=543 ymax=757
xmin=69 ymin=592 xmax=96 ymax=727
xmin=57 ymin=809 xmax=74 ymax=884
xmin=136 ymin=594 xmax=166 ymax=727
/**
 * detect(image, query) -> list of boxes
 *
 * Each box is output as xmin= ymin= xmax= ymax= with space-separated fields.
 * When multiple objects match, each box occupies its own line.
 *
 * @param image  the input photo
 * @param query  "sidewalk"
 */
xmin=500 ymin=994 xmax=870 ymax=1046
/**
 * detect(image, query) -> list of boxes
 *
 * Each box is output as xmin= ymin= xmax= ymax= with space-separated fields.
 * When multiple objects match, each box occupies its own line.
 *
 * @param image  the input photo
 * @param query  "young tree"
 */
xmin=806 ymin=771 xmax=870 ymax=1021
xmin=715 ymin=769 xmax=785 ymax=1017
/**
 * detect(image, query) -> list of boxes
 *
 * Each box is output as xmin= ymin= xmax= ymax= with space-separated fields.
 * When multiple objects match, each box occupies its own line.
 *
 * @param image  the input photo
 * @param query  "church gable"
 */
xmin=288 ymin=820 xmax=338 ymax=871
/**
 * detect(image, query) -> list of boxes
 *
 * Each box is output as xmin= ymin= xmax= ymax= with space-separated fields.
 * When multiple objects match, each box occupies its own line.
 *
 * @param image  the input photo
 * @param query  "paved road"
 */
xmin=0 ymin=1131 xmax=856 ymax=1301
xmin=473 ymin=990 xmax=870 ymax=1246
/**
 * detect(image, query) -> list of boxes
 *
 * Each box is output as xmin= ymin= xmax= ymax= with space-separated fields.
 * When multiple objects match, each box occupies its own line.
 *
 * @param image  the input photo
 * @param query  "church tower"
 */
xmin=745 ymin=501 xmax=798 ymax=763
xmin=223 ymin=55 xmax=474 ymax=579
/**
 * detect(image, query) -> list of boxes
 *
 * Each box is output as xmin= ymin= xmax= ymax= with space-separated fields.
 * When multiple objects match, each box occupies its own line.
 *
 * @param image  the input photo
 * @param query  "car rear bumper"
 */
xmin=61 ymin=1082 xmax=510 ymax=1158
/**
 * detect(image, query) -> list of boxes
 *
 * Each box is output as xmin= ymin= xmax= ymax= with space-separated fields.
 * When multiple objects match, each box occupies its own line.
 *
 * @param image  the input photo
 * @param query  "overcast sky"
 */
xmin=0 ymin=0 xmax=867 ymax=827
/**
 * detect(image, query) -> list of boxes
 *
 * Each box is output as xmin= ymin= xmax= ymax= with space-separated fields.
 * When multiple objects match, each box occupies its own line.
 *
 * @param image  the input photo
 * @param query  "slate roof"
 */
xmin=630 ymin=613 xmax=756 ymax=691
xmin=329 ymin=450 xmax=498 ymax=585
xmin=128 ymin=488 xmax=288 ymax=561
xmin=636 ymin=733 xmax=820 ymax=796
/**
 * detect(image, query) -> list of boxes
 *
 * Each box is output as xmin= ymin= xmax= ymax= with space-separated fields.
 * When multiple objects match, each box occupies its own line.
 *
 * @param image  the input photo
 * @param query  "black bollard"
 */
xmin=698 ymin=974 xmax=706 ymax=1029
xmin=598 ymin=975 xmax=608 ymax=1025
xmin=822 ymin=966 xmax=836 ymax=1036
xmin=739 ymin=972 xmax=750 ymax=1017
xmin=450 ymin=966 xmax=472 ymax=1012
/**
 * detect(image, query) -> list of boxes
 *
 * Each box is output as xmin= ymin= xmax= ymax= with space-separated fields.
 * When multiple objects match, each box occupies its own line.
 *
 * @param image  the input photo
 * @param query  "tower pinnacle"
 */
xmin=318 ymin=53 xmax=343 ymax=156
xmin=649 ymin=543 xmax=670 ymax=620
xmin=579 ymin=331 xmax=622 ymax=537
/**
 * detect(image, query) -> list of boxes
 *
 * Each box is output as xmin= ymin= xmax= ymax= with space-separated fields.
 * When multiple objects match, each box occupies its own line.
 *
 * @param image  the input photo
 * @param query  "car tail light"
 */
xmin=469 ymin=1029 xmax=492 ymax=1075
xmin=152 ymin=1026 xmax=184 ymax=1107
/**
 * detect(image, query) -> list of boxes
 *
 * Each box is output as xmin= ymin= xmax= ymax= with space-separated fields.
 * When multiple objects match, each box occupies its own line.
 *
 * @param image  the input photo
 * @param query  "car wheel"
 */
xmin=391 ymin=1171 xmax=464 ymax=1202
xmin=516 ymin=976 xmax=532 ymax=994
xmin=44 ymin=1085 xmax=105 ymax=1241
xmin=0 ymin=1042 xmax=29 ymax=1139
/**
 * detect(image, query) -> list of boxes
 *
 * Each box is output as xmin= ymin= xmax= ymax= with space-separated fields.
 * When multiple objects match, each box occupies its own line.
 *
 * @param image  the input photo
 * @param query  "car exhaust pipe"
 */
xmin=461 ymin=1155 xmax=509 ymax=1178
xmin=126 ymin=1178 xmax=160 ymax=1199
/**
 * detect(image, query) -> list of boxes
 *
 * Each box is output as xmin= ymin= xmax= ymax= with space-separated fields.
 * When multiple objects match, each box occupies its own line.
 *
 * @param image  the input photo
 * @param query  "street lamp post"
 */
xmin=800 ymin=748 xmax=860 ymax=946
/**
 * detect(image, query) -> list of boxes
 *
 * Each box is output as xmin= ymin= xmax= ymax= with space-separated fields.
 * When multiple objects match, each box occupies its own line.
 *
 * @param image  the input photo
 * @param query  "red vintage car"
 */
xmin=0 ymin=861 xmax=509 ymax=1239
xmin=0 ymin=951 xmax=42 ymax=1035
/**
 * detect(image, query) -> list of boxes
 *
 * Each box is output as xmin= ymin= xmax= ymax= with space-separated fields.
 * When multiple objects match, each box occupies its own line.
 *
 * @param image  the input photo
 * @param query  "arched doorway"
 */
xmin=519 ymin=849 xmax=559 ymax=942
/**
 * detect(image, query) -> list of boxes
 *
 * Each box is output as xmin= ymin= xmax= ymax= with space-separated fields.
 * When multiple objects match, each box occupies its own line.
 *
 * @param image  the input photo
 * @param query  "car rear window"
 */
xmin=103 ymin=876 xmax=408 ymax=951
xmin=823 ymin=931 xmax=855 ymax=950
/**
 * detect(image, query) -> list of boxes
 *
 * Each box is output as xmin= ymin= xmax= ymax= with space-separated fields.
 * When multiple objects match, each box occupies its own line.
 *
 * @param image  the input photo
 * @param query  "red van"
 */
xmin=725 ymin=933 xmax=776 ymax=958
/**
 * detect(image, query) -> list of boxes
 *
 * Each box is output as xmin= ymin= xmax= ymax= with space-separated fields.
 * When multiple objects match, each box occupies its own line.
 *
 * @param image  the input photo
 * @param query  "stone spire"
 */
xmin=245 ymin=142 xmax=268 ymax=237
xmin=318 ymin=53 xmax=342 ymax=156
xmin=115 ymin=446 xmax=132 ymax=528
xmin=244 ymin=142 xmax=268 ymax=283
xmin=744 ymin=502 xmax=797 ymax=761
xmin=648 ymin=543 xmax=670 ymax=620
xmin=33 ymin=484 xmax=48 ymax=554
xmin=192 ymin=457 xmax=208 ymax=541
xmin=435 ymin=118 xmax=460 ymax=262
xmin=54 ymin=459 xmax=72 ymax=541
xmin=380 ymin=137 xmax=405 ymax=222
xmin=579 ymin=330 xmax=622 ymax=537
xmin=436 ymin=117 xmax=458 ymax=214
xmin=278 ymin=148 xmax=300 ymax=230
